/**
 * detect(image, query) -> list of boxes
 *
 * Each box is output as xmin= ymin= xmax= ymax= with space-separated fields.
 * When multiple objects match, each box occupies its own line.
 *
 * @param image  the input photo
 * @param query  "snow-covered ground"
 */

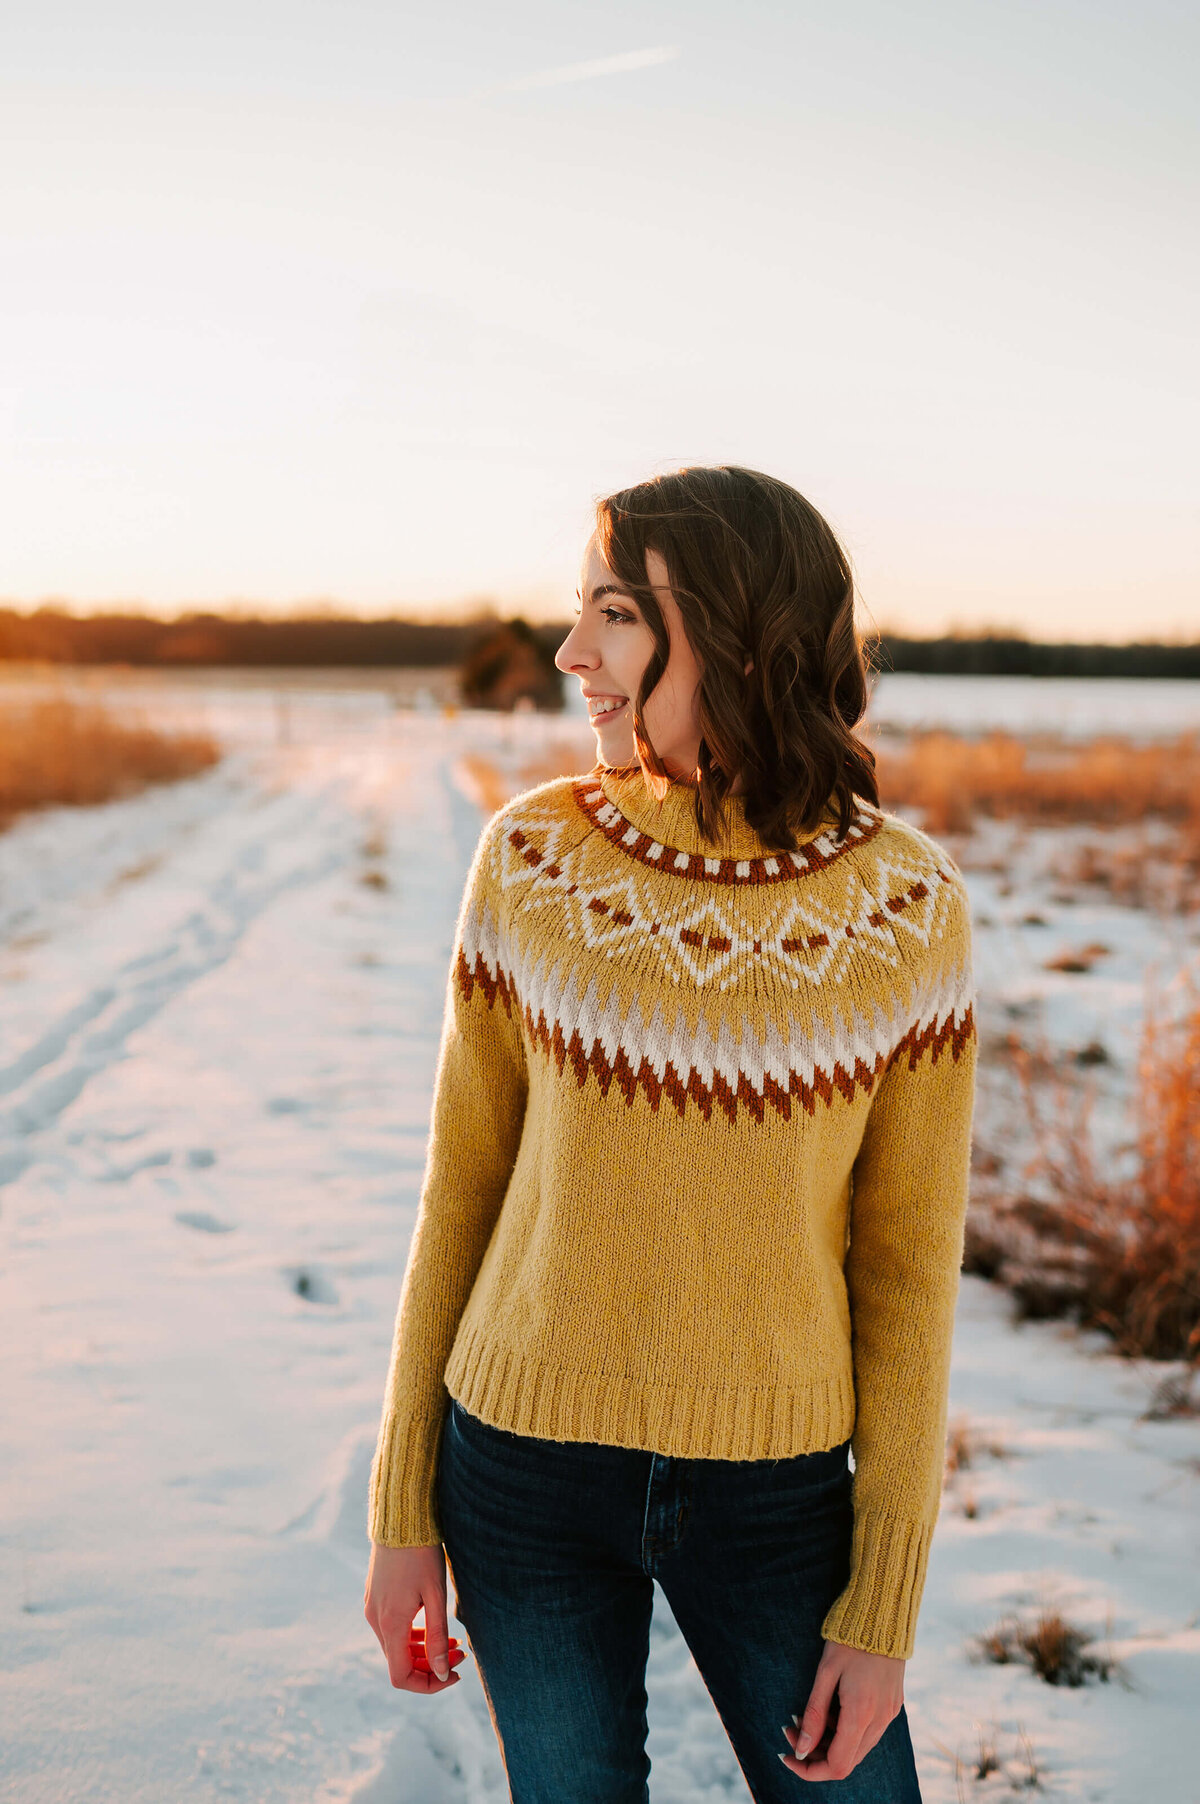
xmin=5 ymin=662 xmax=1198 ymax=745
xmin=1 ymin=682 xmax=1198 ymax=1803
xmin=865 ymin=673 xmax=1200 ymax=743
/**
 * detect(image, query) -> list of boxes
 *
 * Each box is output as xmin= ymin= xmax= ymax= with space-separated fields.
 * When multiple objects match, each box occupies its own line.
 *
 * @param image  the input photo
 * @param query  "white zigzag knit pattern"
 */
xmin=455 ymin=777 xmax=974 ymax=1122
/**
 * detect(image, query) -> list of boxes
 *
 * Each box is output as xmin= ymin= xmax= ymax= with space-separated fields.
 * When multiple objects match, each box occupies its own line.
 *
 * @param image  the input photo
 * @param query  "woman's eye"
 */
xmin=569 ymin=603 xmax=633 ymax=625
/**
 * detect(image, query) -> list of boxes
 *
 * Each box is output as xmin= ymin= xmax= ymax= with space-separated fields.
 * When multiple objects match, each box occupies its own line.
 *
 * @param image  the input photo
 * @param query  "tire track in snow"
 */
xmin=0 ymin=783 xmax=353 ymax=1195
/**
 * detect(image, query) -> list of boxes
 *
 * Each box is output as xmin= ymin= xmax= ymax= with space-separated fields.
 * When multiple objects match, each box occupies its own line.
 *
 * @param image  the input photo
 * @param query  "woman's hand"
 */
xmin=364 ymin=1542 xmax=468 ymax=1694
xmin=780 ymin=1639 xmax=906 ymax=1781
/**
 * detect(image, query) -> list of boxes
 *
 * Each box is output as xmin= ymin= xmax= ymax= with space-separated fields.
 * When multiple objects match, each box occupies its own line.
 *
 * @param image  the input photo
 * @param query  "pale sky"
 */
xmin=2 ymin=1 xmax=1196 ymax=638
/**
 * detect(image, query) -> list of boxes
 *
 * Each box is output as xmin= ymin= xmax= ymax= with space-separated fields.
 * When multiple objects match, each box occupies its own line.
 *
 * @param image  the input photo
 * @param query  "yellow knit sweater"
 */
xmin=368 ymin=765 xmax=977 ymax=1661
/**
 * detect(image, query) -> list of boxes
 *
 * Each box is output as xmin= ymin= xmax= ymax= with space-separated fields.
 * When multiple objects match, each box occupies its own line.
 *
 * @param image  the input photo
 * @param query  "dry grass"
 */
xmin=971 ymin=1608 xmax=1116 ymax=1686
xmin=944 ymin=1411 xmax=1009 ymax=1476
xmin=965 ymin=977 xmax=1200 ymax=1363
xmin=875 ymin=729 xmax=1200 ymax=834
xmin=927 ymin=1721 xmax=1042 ymax=1797
xmin=1048 ymin=831 xmax=1197 ymax=912
xmin=944 ymin=1412 xmax=1010 ymax=1520
xmin=973 ymin=1729 xmax=1000 ymax=1779
xmin=944 ymin=1413 xmax=973 ymax=1477
xmin=0 ymin=694 xmax=220 ymax=828
xmin=1042 ymin=941 xmax=1110 ymax=974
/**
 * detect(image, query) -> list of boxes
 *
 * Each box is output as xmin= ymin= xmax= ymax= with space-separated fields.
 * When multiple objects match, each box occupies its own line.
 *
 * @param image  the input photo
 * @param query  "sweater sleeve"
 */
xmin=820 ymin=868 xmax=977 ymax=1660
xmin=368 ymin=806 xmax=528 ymax=1546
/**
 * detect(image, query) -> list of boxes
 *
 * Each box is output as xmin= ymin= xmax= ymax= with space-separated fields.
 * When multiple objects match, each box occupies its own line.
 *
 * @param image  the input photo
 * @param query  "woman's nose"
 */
xmin=554 ymin=626 xmax=597 ymax=675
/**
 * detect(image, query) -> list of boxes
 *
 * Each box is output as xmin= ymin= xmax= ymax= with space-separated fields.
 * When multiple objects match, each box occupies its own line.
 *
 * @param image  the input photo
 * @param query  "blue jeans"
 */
xmin=436 ymin=1395 xmax=923 ymax=1803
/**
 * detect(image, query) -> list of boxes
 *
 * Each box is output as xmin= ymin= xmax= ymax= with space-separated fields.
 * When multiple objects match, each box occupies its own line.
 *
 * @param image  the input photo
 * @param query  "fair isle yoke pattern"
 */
xmin=457 ymin=775 xmax=975 ymax=1126
xmin=369 ymin=766 xmax=979 ymax=1663
xmin=570 ymin=774 xmax=884 ymax=882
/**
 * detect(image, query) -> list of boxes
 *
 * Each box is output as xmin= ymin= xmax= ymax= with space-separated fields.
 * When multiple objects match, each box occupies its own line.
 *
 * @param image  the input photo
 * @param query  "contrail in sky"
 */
xmin=496 ymin=46 xmax=680 ymax=94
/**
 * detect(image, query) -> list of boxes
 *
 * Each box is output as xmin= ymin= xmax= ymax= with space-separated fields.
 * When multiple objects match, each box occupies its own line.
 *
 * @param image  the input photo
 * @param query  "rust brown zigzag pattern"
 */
xmin=890 ymin=1007 xmax=977 ymax=1071
xmin=455 ymin=946 xmax=975 ymax=1125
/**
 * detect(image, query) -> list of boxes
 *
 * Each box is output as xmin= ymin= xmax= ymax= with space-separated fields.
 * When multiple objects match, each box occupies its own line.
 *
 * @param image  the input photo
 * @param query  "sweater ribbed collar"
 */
xmin=595 ymin=766 xmax=837 ymax=860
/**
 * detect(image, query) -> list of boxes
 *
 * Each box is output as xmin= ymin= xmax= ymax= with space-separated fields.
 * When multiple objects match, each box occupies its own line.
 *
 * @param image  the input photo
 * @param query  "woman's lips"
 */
xmin=588 ymin=699 xmax=628 ymax=719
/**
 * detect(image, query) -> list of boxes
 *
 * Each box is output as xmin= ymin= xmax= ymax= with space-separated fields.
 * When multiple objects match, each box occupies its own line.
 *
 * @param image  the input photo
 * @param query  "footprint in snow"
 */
xmin=288 ymin=1265 xmax=338 ymax=1305
xmin=100 ymin=1149 xmax=173 ymax=1182
xmin=175 ymin=1210 xmax=236 ymax=1234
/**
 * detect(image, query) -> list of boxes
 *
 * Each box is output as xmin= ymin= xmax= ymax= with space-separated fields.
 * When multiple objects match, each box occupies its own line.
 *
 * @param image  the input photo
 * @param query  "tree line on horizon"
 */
xmin=0 ymin=606 xmax=1197 ymax=682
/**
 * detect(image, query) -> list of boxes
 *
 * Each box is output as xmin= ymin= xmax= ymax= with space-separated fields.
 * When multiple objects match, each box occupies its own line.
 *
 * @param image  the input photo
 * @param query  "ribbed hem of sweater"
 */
xmin=819 ymin=1507 xmax=935 ymax=1661
xmin=444 ymin=1323 xmax=858 ymax=1461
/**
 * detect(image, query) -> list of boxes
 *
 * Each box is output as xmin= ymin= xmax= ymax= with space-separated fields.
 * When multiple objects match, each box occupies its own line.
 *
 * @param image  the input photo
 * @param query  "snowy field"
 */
xmin=2 ymin=676 xmax=1199 ymax=1803
xmin=5 ymin=661 xmax=1200 ymax=745
xmin=865 ymin=674 xmax=1200 ymax=742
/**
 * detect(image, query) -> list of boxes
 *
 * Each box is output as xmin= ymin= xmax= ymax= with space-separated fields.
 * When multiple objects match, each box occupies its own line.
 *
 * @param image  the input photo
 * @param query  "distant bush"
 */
xmin=0 ymin=695 xmax=221 ymax=827
xmin=457 ymin=618 xmax=564 ymax=710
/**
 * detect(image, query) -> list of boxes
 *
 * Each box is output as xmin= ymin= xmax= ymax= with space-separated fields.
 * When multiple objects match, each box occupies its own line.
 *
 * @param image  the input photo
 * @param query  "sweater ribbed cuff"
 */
xmin=819 ymin=1507 xmax=935 ymax=1661
xmin=367 ymin=1407 xmax=446 ymax=1547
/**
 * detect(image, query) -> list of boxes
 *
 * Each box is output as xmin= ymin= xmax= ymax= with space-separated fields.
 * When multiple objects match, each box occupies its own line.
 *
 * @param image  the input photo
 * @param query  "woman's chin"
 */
xmin=594 ymin=727 xmax=636 ymax=765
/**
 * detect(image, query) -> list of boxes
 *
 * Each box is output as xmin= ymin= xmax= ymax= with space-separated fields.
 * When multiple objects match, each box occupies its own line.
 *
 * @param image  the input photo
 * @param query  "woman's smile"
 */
xmin=558 ymin=537 xmax=704 ymax=779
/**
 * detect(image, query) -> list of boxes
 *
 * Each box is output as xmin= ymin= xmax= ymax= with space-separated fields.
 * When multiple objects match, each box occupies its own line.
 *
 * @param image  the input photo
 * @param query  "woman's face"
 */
xmin=555 ymin=533 xmax=704 ymax=780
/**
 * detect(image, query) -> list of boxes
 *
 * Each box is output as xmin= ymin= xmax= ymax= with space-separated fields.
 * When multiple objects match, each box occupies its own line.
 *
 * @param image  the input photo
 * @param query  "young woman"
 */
xmin=364 ymin=465 xmax=977 ymax=1802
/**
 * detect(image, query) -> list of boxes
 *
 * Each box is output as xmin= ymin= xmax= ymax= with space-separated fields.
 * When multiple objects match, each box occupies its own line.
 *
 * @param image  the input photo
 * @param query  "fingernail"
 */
xmin=791 ymin=1713 xmax=801 ymax=1727
xmin=796 ymin=1733 xmax=814 ymax=1754
xmin=778 ymin=1752 xmax=790 ymax=1765
xmin=432 ymin=1655 xmax=449 ymax=1680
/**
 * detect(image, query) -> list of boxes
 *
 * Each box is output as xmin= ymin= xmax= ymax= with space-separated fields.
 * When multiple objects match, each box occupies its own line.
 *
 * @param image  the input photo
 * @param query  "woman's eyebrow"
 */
xmin=579 ymin=582 xmax=628 ymax=606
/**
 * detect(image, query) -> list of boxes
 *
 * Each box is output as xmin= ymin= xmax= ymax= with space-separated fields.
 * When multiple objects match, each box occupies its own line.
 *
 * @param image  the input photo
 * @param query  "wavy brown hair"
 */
xmin=593 ymin=464 xmax=879 ymax=850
